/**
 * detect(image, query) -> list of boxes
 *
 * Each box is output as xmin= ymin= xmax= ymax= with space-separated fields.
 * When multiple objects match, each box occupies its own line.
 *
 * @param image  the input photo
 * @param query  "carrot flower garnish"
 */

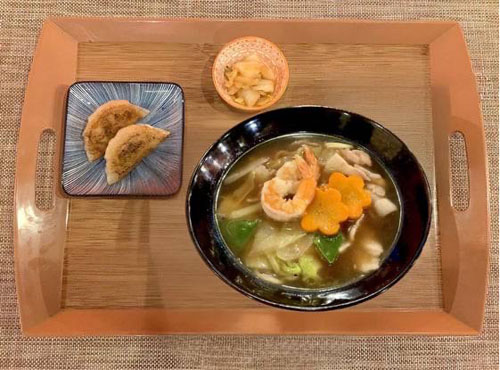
xmin=328 ymin=172 xmax=371 ymax=219
xmin=301 ymin=187 xmax=349 ymax=235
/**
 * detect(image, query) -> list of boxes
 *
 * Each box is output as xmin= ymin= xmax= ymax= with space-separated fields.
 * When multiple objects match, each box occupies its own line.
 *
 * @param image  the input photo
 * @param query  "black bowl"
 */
xmin=186 ymin=106 xmax=431 ymax=311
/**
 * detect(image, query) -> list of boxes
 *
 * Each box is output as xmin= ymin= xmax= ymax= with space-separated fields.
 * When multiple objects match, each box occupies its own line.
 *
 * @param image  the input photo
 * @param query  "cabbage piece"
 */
xmin=256 ymin=95 xmax=273 ymax=106
xmin=238 ymin=88 xmax=260 ymax=107
xmin=235 ymin=75 xmax=260 ymax=88
xmin=299 ymin=255 xmax=322 ymax=282
xmin=224 ymin=67 xmax=238 ymax=87
xmin=253 ymin=79 xmax=274 ymax=93
xmin=275 ymin=228 xmax=306 ymax=250
xmin=280 ymin=261 xmax=301 ymax=275
xmin=245 ymin=255 xmax=271 ymax=270
xmin=232 ymin=172 xmax=256 ymax=203
xmin=276 ymin=233 xmax=313 ymax=261
xmin=256 ymin=272 xmax=283 ymax=284
xmin=228 ymin=203 xmax=261 ymax=219
xmin=218 ymin=172 xmax=257 ymax=217
xmin=266 ymin=254 xmax=282 ymax=275
xmin=247 ymin=222 xmax=277 ymax=256
xmin=260 ymin=64 xmax=275 ymax=80
xmin=224 ymin=157 xmax=269 ymax=185
xmin=248 ymin=223 xmax=307 ymax=257
xmin=266 ymin=254 xmax=302 ymax=277
xmin=217 ymin=196 xmax=241 ymax=217
xmin=248 ymin=222 xmax=314 ymax=274
xmin=267 ymin=157 xmax=285 ymax=170
xmin=226 ymin=85 xmax=239 ymax=95
xmin=233 ymin=61 xmax=262 ymax=79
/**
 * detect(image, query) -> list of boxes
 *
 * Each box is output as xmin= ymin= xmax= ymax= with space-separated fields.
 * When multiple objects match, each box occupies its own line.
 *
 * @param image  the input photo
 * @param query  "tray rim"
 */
xmin=14 ymin=17 xmax=490 ymax=336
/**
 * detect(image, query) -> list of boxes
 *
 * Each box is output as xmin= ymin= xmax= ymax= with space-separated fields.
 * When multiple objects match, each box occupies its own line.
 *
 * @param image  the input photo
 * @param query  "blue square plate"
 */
xmin=62 ymin=81 xmax=184 ymax=197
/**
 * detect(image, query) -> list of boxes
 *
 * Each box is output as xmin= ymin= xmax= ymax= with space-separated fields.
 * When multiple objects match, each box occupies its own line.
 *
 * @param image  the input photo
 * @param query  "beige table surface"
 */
xmin=1 ymin=1 xmax=498 ymax=369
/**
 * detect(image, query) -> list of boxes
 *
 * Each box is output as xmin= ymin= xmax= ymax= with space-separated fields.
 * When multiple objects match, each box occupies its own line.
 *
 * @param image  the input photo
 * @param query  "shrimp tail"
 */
xmin=297 ymin=146 xmax=319 ymax=180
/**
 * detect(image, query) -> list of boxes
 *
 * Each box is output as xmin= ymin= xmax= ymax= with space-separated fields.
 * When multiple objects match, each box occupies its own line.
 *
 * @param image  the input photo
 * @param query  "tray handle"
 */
xmin=14 ymin=20 xmax=77 ymax=330
xmin=430 ymin=24 xmax=490 ymax=332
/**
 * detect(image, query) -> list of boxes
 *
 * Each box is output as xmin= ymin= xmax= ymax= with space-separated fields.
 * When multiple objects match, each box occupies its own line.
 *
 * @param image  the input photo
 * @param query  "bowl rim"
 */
xmin=212 ymin=36 xmax=290 ymax=112
xmin=186 ymin=105 xmax=432 ymax=311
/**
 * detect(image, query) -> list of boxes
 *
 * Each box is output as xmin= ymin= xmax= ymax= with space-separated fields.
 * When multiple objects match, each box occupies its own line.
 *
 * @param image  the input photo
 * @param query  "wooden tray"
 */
xmin=14 ymin=18 xmax=490 ymax=336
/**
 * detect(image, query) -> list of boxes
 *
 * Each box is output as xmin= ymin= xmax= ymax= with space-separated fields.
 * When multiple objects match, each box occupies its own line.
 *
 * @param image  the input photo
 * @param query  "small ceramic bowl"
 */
xmin=212 ymin=36 xmax=289 ymax=112
xmin=187 ymin=106 xmax=432 ymax=311
xmin=62 ymin=81 xmax=184 ymax=197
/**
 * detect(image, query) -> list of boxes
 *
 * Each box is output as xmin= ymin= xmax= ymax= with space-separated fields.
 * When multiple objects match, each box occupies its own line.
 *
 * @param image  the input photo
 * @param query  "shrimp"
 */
xmin=261 ymin=146 xmax=319 ymax=222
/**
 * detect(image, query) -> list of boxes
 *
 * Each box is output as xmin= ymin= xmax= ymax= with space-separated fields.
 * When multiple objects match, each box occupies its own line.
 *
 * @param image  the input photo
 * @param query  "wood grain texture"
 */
xmin=61 ymin=42 xmax=441 ymax=309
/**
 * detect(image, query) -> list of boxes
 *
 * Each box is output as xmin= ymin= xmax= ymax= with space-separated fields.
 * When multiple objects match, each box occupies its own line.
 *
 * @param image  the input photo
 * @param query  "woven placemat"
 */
xmin=1 ymin=1 xmax=498 ymax=369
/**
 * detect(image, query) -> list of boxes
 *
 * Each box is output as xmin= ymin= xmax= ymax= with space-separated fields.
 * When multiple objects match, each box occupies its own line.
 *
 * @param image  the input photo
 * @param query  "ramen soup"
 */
xmin=216 ymin=135 xmax=400 ymax=289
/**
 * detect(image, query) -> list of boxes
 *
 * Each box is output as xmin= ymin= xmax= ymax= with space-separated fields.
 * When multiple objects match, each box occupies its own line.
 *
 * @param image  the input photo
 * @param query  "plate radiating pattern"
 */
xmin=62 ymin=82 xmax=184 ymax=196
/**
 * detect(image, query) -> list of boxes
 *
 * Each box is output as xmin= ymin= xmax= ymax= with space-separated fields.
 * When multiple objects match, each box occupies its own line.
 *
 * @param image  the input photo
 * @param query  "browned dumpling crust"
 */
xmin=83 ymin=100 xmax=149 ymax=162
xmin=104 ymin=124 xmax=169 ymax=185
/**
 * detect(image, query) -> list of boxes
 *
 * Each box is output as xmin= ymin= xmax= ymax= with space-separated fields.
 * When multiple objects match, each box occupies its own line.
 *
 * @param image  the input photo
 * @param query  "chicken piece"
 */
xmin=340 ymin=149 xmax=372 ymax=166
xmin=370 ymin=177 xmax=387 ymax=187
xmin=348 ymin=214 xmax=365 ymax=241
xmin=366 ymin=183 xmax=386 ymax=200
xmin=254 ymin=164 xmax=274 ymax=183
xmin=324 ymin=142 xmax=353 ymax=149
xmin=339 ymin=240 xmax=352 ymax=254
xmin=373 ymin=198 xmax=398 ymax=217
xmin=354 ymin=164 xmax=382 ymax=181
xmin=324 ymin=153 xmax=370 ymax=180
xmin=355 ymin=255 xmax=380 ymax=273
xmin=363 ymin=240 xmax=384 ymax=257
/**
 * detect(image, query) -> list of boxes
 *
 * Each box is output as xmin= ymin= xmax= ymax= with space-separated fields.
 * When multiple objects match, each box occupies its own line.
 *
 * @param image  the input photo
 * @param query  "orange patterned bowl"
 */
xmin=212 ymin=36 xmax=289 ymax=112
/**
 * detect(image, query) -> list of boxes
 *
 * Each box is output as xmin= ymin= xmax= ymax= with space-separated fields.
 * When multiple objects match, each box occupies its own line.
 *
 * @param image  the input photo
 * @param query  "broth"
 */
xmin=216 ymin=135 xmax=400 ymax=289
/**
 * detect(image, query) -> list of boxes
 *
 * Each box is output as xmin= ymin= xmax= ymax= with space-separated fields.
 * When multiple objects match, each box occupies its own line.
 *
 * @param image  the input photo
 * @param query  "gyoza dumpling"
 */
xmin=83 ymin=100 xmax=149 ymax=162
xmin=104 ymin=124 xmax=170 ymax=185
